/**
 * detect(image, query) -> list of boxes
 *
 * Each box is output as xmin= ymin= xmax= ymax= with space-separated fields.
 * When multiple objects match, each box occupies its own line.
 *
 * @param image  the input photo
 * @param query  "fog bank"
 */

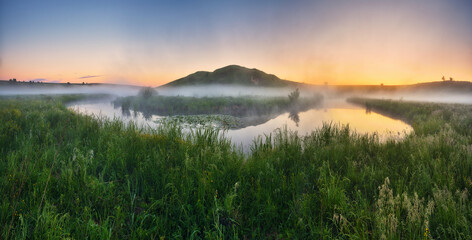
xmin=1 ymin=82 xmax=471 ymax=105
xmin=157 ymin=85 xmax=306 ymax=98
xmin=0 ymin=84 xmax=140 ymax=97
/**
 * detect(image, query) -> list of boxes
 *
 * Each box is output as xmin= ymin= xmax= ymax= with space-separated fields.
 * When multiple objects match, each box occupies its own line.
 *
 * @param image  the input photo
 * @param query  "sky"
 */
xmin=0 ymin=0 xmax=471 ymax=86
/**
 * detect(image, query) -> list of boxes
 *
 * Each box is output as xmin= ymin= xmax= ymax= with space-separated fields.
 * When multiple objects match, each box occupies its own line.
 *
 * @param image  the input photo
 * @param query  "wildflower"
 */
xmin=424 ymin=227 xmax=430 ymax=239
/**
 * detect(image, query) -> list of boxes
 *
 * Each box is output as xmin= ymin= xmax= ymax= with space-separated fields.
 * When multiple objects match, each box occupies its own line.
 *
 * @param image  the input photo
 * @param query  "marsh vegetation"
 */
xmin=1 ymin=95 xmax=471 ymax=239
xmin=111 ymin=88 xmax=323 ymax=129
xmin=116 ymin=88 xmax=320 ymax=119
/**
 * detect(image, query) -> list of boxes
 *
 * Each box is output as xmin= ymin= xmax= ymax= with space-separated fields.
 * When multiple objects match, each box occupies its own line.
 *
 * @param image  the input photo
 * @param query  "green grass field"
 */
xmin=1 ymin=96 xmax=471 ymax=239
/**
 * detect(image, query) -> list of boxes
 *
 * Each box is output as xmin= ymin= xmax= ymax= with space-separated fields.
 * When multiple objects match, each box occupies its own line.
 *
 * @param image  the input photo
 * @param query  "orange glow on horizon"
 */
xmin=1 ymin=1 xmax=471 ymax=87
xmin=3 ymin=65 xmax=471 ymax=87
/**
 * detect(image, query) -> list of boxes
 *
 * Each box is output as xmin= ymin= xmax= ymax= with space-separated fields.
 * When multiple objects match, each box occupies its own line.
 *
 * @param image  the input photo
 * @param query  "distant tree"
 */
xmin=13 ymin=78 xmax=16 ymax=82
xmin=139 ymin=87 xmax=156 ymax=99
xmin=449 ymin=77 xmax=454 ymax=81
xmin=82 ymin=82 xmax=85 ymax=85
xmin=67 ymin=82 xmax=70 ymax=85
xmin=442 ymin=76 xmax=446 ymax=81
xmin=288 ymin=88 xmax=300 ymax=104
xmin=380 ymin=83 xmax=384 ymax=87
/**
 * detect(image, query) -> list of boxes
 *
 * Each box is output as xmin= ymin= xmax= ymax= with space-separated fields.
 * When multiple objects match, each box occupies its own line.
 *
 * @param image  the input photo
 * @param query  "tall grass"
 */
xmin=0 ymin=96 xmax=471 ymax=239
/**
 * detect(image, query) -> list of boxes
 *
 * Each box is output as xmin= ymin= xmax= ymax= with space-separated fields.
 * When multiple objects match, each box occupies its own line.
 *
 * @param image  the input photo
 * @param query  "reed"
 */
xmin=0 ymin=96 xmax=471 ymax=239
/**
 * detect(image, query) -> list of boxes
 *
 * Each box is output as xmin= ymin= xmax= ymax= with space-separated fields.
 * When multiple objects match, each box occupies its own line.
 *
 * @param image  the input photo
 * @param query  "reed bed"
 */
xmin=0 ymin=96 xmax=471 ymax=239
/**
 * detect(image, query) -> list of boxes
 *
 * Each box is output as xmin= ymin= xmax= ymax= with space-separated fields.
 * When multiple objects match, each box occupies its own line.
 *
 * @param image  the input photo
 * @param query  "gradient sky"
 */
xmin=1 ymin=0 xmax=471 ymax=86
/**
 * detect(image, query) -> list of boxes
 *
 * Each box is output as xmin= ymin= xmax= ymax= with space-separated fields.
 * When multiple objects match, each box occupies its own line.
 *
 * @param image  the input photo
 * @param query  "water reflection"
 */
xmin=288 ymin=111 xmax=300 ymax=126
xmin=142 ymin=110 xmax=152 ymax=120
xmin=122 ymin=108 xmax=131 ymax=117
xmin=226 ymin=106 xmax=412 ymax=149
xmin=68 ymin=99 xmax=412 ymax=150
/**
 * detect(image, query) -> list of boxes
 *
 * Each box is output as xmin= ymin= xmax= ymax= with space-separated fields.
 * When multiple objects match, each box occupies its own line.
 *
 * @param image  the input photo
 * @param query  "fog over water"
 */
xmin=157 ymin=85 xmax=472 ymax=105
xmin=1 ymin=82 xmax=471 ymax=104
xmin=157 ymin=85 xmax=303 ymax=98
xmin=67 ymin=97 xmax=413 ymax=152
xmin=4 ymin=82 xmax=471 ymax=150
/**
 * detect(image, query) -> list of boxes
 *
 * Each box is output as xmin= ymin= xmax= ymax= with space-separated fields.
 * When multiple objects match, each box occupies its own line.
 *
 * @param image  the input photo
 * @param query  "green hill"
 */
xmin=160 ymin=65 xmax=302 ymax=87
xmin=404 ymin=80 xmax=472 ymax=92
xmin=330 ymin=80 xmax=472 ymax=95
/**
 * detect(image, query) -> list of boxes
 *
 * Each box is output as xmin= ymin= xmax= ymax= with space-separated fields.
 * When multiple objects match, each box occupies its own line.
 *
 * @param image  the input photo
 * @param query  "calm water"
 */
xmin=68 ymin=99 xmax=412 ymax=150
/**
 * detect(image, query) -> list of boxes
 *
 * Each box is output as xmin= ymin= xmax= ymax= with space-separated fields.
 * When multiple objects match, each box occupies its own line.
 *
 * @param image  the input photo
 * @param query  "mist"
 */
xmin=0 ymin=83 xmax=140 ymax=97
xmin=1 ymin=81 xmax=471 ymax=105
xmin=314 ymin=83 xmax=472 ymax=105
xmin=360 ymin=92 xmax=472 ymax=105
xmin=157 ymin=85 xmax=307 ymax=98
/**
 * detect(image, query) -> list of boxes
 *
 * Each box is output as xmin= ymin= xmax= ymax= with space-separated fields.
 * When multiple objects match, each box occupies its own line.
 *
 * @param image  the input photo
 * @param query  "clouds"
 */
xmin=46 ymin=80 xmax=61 ymax=83
xmin=79 ymin=75 xmax=102 ymax=79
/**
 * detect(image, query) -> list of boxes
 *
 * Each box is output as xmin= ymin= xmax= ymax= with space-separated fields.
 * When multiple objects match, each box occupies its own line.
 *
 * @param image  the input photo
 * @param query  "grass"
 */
xmin=348 ymin=97 xmax=472 ymax=136
xmin=1 ymin=96 xmax=471 ymax=239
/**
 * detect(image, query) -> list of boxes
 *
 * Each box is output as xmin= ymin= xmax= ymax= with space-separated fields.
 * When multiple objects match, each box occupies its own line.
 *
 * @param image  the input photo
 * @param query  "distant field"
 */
xmin=1 ymin=95 xmax=471 ymax=239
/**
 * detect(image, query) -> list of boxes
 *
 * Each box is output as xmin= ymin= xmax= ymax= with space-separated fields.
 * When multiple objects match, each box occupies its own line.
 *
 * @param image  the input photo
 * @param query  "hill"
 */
xmin=160 ymin=65 xmax=302 ymax=88
xmin=329 ymin=80 xmax=472 ymax=95
xmin=403 ymin=80 xmax=472 ymax=93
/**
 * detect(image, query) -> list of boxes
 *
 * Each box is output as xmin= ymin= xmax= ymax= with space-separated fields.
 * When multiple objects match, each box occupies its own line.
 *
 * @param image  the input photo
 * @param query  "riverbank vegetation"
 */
xmin=348 ymin=97 xmax=472 ymax=136
xmin=114 ymin=88 xmax=323 ymax=118
xmin=1 ymin=96 xmax=471 ymax=239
